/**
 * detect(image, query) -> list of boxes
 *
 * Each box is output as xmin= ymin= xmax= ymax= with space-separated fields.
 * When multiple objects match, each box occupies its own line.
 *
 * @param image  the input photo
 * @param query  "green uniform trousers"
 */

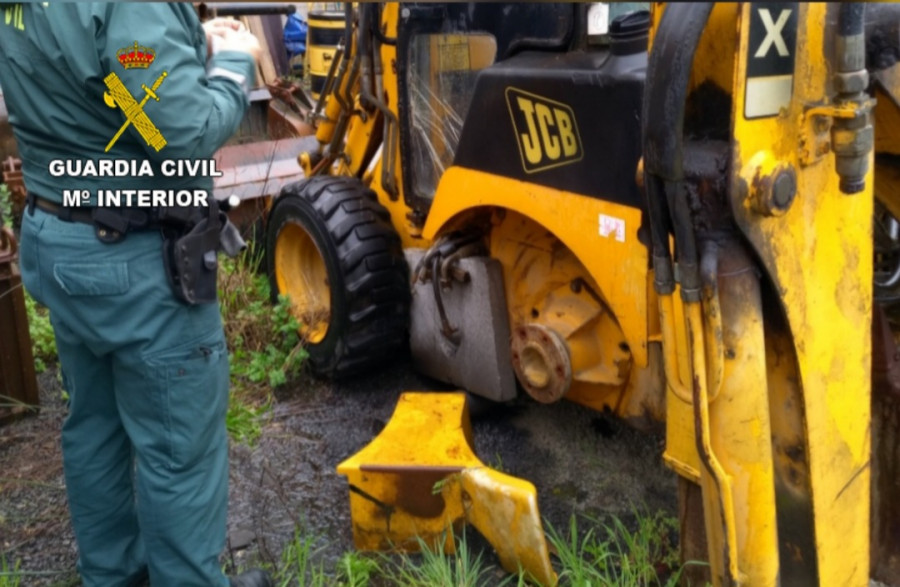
xmin=20 ymin=207 xmax=230 ymax=587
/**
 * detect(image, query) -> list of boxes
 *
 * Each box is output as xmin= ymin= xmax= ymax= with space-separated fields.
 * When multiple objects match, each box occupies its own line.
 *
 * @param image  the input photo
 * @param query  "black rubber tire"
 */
xmin=266 ymin=176 xmax=409 ymax=378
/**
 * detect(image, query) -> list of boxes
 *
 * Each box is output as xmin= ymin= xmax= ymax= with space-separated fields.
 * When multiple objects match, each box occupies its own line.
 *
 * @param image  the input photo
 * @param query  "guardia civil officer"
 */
xmin=0 ymin=4 xmax=271 ymax=586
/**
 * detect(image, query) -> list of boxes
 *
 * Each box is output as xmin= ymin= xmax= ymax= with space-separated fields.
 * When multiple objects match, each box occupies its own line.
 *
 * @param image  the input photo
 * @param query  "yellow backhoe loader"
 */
xmin=265 ymin=2 xmax=900 ymax=585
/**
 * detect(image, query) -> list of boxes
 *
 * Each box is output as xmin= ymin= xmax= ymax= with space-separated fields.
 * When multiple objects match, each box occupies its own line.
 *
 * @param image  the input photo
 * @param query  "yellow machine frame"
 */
xmin=281 ymin=2 xmax=891 ymax=584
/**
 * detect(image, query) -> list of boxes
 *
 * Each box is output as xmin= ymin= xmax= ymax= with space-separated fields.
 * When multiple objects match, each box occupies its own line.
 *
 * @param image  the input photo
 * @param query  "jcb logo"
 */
xmin=506 ymin=87 xmax=583 ymax=173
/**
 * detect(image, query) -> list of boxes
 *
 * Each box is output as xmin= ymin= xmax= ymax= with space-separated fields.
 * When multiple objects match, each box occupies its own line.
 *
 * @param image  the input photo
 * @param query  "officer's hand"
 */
xmin=217 ymin=29 xmax=262 ymax=63
xmin=204 ymin=18 xmax=247 ymax=59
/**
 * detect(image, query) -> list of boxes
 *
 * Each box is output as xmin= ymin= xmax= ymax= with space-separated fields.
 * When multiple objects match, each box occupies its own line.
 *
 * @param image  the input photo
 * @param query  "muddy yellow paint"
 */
xmin=273 ymin=222 xmax=331 ymax=343
xmin=425 ymin=166 xmax=649 ymax=368
xmin=459 ymin=468 xmax=557 ymax=586
xmin=336 ymin=392 xmax=556 ymax=585
xmin=367 ymin=3 xmax=430 ymax=249
xmin=873 ymin=81 xmax=900 ymax=218
xmin=661 ymin=287 xmax=704 ymax=484
xmin=728 ymin=4 xmax=871 ymax=585
xmin=312 ymin=63 xmax=346 ymax=147
xmin=661 ymin=247 xmax=779 ymax=586
xmin=487 ymin=211 xmax=663 ymax=418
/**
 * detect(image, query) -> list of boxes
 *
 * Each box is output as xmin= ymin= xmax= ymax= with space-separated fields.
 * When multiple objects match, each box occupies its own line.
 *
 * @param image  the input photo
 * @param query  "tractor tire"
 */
xmin=266 ymin=176 xmax=409 ymax=378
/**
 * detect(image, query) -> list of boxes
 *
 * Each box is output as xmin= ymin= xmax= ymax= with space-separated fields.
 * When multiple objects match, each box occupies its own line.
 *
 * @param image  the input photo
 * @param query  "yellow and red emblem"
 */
xmin=103 ymin=41 xmax=168 ymax=152
xmin=116 ymin=41 xmax=156 ymax=69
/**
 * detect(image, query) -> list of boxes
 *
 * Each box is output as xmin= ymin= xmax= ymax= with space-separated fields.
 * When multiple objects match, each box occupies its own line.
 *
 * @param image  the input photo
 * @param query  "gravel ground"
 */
xmin=0 ymin=357 xmax=677 ymax=585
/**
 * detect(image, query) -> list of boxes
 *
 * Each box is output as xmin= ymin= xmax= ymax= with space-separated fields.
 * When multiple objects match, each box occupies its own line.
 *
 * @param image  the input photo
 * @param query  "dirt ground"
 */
xmin=0 ymin=358 xmax=676 ymax=585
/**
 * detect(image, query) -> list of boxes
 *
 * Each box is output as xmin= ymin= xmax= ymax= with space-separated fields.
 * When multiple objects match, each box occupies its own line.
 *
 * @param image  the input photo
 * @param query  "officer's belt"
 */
xmin=27 ymin=194 xmax=95 ymax=225
xmin=26 ymin=193 xmax=200 ymax=242
xmin=26 ymin=192 xmax=246 ymax=305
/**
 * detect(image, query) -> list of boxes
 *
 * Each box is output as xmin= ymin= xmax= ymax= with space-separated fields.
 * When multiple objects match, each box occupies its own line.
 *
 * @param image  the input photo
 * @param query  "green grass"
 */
xmin=225 ymin=396 xmax=270 ymax=446
xmin=269 ymin=509 xmax=691 ymax=587
xmin=0 ymin=183 xmax=12 ymax=229
xmin=275 ymin=526 xmax=330 ymax=587
xmin=217 ymin=242 xmax=307 ymax=444
xmin=0 ymin=180 xmax=57 ymax=374
xmin=335 ymin=551 xmax=380 ymax=587
xmin=24 ymin=292 xmax=57 ymax=374
xmin=547 ymin=510 xmax=692 ymax=586
xmin=0 ymin=555 xmax=22 ymax=587
xmin=274 ymin=529 xmax=382 ymax=587
xmin=375 ymin=531 xmax=505 ymax=587
xmin=273 ymin=527 xmax=508 ymax=587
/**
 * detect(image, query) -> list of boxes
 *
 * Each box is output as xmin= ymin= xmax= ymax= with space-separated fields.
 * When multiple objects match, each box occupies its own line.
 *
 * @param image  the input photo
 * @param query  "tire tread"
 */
xmin=268 ymin=176 xmax=409 ymax=378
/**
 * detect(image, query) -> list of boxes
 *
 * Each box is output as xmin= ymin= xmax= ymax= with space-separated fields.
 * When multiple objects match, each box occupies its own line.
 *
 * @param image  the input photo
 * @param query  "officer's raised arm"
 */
xmin=96 ymin=3 xmax=260 ymax=161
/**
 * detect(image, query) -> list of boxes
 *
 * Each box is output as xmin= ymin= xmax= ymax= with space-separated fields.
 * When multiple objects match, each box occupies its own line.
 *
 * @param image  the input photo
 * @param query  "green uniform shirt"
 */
xmin=0 ymin=2 xmax=255 ymax=204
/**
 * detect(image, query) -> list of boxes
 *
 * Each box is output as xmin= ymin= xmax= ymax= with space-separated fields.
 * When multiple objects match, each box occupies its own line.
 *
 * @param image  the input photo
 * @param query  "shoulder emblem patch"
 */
xmin=102 ymin=41 xmax=168 ymax=152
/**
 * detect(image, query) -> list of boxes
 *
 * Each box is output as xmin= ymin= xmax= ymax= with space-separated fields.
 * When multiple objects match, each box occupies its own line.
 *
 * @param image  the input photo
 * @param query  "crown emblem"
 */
xmin=117 ymin=41 xmax=155 ymax=69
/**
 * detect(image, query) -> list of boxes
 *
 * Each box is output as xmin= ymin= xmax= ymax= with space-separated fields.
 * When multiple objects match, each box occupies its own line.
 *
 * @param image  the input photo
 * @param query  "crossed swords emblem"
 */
xmin=102 ymin=70 xmax=168 ymax=153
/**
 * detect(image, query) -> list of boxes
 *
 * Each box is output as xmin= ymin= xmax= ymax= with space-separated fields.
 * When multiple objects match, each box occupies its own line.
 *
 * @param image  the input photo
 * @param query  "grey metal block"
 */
xmin=405 ymin=249 xmax=517 ymax=402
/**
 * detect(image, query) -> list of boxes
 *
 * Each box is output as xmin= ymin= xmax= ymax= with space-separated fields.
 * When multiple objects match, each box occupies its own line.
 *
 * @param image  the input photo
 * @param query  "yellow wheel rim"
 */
xmin=274 ymin=221 xmax=331 ymax=344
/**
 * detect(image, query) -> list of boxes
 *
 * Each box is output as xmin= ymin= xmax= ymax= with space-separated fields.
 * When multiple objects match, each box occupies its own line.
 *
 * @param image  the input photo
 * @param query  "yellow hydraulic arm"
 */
xmin=648 ymin=3 xmax=873 ymax=585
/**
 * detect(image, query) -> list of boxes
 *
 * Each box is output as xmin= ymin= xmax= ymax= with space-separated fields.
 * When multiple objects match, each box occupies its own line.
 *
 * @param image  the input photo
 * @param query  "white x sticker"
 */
xmin=755 ymin=8 xmax=791 ymax=58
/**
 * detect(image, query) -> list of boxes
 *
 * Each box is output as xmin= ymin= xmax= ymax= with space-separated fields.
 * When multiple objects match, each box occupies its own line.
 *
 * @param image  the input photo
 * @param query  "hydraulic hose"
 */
xmin=641 ymin=2 xmax=713 ymax=300
xmin=834 ymin=3 xmax=872 ymax=194
xmin=643 ymin=5 xmax=738 ymax=583
xmin=643 ymin=3 xmax=714 ymax=180
xmin=839 ymin=3 xmax=864 ymax=38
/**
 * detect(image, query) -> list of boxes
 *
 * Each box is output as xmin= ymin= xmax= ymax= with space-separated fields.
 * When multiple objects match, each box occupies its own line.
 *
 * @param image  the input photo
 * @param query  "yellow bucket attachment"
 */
xmin=336 ymin=392 xmax=557 ymax=586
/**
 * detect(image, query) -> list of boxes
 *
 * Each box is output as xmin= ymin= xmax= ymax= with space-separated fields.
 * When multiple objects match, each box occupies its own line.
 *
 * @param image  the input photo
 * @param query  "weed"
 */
xmin=24 ymin=292 xmax=56 ymax=374
xmin=219 ymin=243 xmax=307 ymax=390
xmin=266 ymin=512 xmax=692 ymax=586
xmin=226 ymin=396 xmax=269 ymax=446
xmin=613 ymin=509 xmax=683 ymax=580
xmin=276 ymin=527 xmax=329 ymax=587
xmin=0 ymin=555 xmax=22 ymax=587
xmin=431 ymin=472 xmax=461 ymax=495
xmin=217 ymin=242 xmax=307 ymax=443
xmin=230 ymin=292 xmax=305 ymax=388
xmin=0 ymin=183 xmax=12 ymax=229
xmin=336 ymin=551 xmax=378 ymax=587
xmin=376 ymin=530 xmax=510 ymax=587
xmin=546 ymin=509 xmax=692 ymax=587
xmin=490 ymin=452 xmax=507 ymax=473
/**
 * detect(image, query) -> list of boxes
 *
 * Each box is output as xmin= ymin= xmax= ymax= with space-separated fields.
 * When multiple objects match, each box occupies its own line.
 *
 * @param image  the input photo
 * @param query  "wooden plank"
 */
xmin=243 ymin=15 xmax=278 ymax=85
xmin=260 ymin=14 xmax=289 ymax=76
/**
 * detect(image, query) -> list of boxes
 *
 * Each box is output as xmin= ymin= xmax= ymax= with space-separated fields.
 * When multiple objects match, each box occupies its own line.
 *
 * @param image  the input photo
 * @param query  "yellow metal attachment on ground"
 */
xmin=336 ymin=392 xmax=558 ymax=586
xmin=458 ymin=467 xmax=556 ymax=586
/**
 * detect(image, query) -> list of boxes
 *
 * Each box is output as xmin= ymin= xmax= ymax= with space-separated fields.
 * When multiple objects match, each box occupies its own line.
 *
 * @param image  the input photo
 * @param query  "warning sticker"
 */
xmin=745 ymin=3 xmax=798 ymax=119
xmin=599 ymin=214 xmax=625 ymax=243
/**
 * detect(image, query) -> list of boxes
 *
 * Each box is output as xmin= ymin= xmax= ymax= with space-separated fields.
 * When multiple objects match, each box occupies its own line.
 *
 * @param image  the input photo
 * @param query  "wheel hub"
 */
xmin=510 ymin=323 xmax=572 ymax=403
xmin=274 ymin=221 xmax=331 ymax=343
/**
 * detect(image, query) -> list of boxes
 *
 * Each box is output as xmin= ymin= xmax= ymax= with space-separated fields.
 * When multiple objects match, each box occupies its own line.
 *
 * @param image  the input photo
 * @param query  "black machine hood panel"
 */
xmin=453 ymin=50 xmax=647 ymax=210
